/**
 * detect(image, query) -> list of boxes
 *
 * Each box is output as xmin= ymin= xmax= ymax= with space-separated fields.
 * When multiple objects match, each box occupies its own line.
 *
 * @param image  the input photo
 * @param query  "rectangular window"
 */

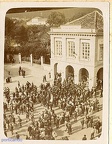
xmin=67 ymin=40 xmax=75 ymax=57
xmin=99 ymin=44 xmax=103 ymax=61
xmin=81 ymin=42 xmax=90 ymax=60
xmin=55 ymin=40 xmax=62 ymax=56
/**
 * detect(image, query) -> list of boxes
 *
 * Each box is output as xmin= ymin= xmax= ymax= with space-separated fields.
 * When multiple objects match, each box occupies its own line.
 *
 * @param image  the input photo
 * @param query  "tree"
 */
xmin=5 ymin=17 xmax=50 ymax=63
xmin=47 ymin=12 xmax=66 ymax=27
xmin=13 ymin=25 xmax=28 ymax=45
xmin=5 ymin=17 xmax=16 ymax=37
xmin=5 ymin=17 xmax=28 ymax=56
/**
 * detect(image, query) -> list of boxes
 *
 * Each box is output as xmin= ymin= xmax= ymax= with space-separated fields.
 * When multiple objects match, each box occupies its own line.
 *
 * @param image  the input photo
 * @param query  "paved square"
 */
xmin=4 ymin=62 xmax=102 ymax=140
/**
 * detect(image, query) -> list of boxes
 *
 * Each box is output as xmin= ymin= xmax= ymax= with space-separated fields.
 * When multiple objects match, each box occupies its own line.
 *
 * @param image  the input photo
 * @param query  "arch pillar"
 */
xmin=74 ymin=69 xmax=79 ymax=84
xmin=60 ymin=68 xmax=66 ymax=83
xmin=89 ymin=68 xmax=97 ymax=90
xmin=50 ymin=59 xmax=53 ymax=80
xmin=51 ymin=67 xmax=55 ymax=80
xmin=53 ymin=63 xmax=58 ymax=80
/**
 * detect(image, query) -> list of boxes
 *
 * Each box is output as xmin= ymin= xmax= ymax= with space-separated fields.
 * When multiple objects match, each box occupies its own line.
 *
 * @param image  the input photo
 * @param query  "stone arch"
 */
xmin=97 ymin=67 xmax=103 ymax=80
xmin=96 ymin=67 xmax=103 ymax=89
xmin=66 ymin=65 xmax=74 ymax=79
xmin=79 ymin=68 xmax=89 ymax=82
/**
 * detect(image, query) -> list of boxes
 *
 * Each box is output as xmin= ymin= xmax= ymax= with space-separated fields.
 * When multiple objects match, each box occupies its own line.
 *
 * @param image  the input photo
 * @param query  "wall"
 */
xmin=43 ymin=64 xmax=52 ymax=71
xmin=51 ymin=34 xmax=96 ymax=67
xmin=50 ymin=32 xmax=103 ymax=89
xmin=95 ymin=35 xmax=103 ymax=67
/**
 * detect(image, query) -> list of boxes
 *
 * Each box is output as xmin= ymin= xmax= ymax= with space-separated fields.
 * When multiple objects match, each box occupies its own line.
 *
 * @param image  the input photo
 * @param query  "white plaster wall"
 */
xmin=95 ymin=35 xmax=103 ymax=66
xmin=51 ymin=34 xmax=96 ymax=67
xmin=50 ymin=31 xmax=103 ymax=89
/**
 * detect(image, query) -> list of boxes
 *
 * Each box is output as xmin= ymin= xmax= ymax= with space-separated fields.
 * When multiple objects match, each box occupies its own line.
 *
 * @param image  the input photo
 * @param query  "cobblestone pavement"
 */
xmin=4 ymin=62 xmax=103 ymax=140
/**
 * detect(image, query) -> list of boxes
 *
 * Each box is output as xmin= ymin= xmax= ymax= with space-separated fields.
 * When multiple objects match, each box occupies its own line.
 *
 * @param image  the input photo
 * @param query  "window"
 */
xmin=55 ymin=40 xmax=62 ymax=56
xmin=68 ymin=41 xmax=75 ymax=57
xmin=81 ymin=42 xmax=90 ymax=60
xmin=99 ymin=44 xmax=103 ymax=61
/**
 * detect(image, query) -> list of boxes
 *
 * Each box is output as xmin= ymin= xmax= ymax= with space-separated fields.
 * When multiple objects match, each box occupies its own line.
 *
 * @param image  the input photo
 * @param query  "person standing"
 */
xmin=80 ymin=118 xmax=84 ymax=129
xmin=19 ymin=70 xmax=21 ymax=76
xmin=73 ymin=111 xmax=77 ymax=122
xmin=18 ymin=116 xmax=22 ymax=128
xmin=67 ymin=122 xmax=72 ymax=135
xmin=90 ymin=126 xmax=95 ymax=139
xmin=43 ymin=76 xmax=44 ymax=82
xmin=18 ymin=81 xmax=20 ymax=88
xmin=10 ymin=123 xmax=14 ymax=135
xmin=82 ymin=135 xmax=87 ymax=140
xmin=26 ymin=135 xmax=30 ymax=140
xmin=22 ymin=69 xmax=24 ymax=77
xmin=15 ymin=132 xmax=20 ymax=139
xmin=4 ymin=129 xmax=7 ymax=137
xmin=100 ymin=88 xmax=103 ymax=97
xmin=90 ymin=116 xmax=93 ymax=127
xmin=26 ymin=112 xmax=30 ymax=122
xmin=8 ymin=71 xmax=10 ymax=76
xmin=12 ymin=115 xmax=16 ymax=125
xmin=28 ymin=125 xmax=32 ymax=137
xmin=52 ymin=130 xmax=57 ymax=138
xmin=49 ymin=72 xmax=51 ymax=79
xmin=43 ymin=75 xmax=46 ymax=82
xmin=55 ymin=116 xmax=60 ymax=128
xmin=19 ymin=66 xmax=21 ymax=76
xmin=23 ymin=70 xmax=25 ymax=78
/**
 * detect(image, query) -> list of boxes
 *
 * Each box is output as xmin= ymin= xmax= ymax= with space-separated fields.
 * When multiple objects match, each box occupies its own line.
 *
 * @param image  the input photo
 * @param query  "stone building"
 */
xmin=26 ymin=17 xmax=47 ymax=25
xmin=49 ymin=11 xmax=103 ymax=89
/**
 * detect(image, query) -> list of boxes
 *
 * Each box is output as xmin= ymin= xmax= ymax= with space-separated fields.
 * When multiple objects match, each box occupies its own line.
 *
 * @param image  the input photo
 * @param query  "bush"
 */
xmin=21 ymin=57 xmax=41 ymax=64
xmin=33 ymin=59 xmax=41 ymax=64
xmin=22 ymin=57 xmax=30 ymax=62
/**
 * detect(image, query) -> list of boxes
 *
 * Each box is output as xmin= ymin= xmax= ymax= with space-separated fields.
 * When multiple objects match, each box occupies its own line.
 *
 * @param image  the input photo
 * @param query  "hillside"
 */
xmin=6 ymin=7 xmax=102 ymax=21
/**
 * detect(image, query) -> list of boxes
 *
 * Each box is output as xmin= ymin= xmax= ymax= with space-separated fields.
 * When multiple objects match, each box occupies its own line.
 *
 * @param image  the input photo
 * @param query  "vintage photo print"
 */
xmin=0 ymin=2 xmax=109 ymax=144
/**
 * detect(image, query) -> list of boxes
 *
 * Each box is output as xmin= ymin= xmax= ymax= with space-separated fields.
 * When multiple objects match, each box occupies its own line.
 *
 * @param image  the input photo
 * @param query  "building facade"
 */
xmin=49 ymin=11 xmax=103 ymax=89
xmin=26 ymin=17 xmax=47 ymax=25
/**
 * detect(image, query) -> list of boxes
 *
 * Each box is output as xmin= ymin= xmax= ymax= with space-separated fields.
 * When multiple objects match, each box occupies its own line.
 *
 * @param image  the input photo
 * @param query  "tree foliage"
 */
xmin=47 ymin=11 xmax=66 ymax=27
xmin=13 ymin=25 xmax=28 ymax=44
xmin=5 ymin=18 xmax=50 ymax=58
xmin=5 ymin=17 xmax=50 ymax=63
xmin=5 ymin=17 xmax=16 ymax=37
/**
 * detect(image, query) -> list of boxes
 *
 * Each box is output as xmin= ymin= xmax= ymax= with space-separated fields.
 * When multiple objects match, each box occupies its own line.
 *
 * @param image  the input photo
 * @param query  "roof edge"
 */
xmin=65 ymin=10 xmax=102 ymax=26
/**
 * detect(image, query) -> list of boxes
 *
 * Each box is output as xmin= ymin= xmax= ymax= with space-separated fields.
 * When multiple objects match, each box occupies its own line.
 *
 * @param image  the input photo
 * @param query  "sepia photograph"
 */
xmin=0 ymin=2 xmax=109 ymax=143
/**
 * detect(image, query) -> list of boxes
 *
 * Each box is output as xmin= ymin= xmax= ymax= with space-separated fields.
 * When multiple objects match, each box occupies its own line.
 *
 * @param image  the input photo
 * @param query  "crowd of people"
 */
xmin=3 ymin=70 xmax=102 ymax=140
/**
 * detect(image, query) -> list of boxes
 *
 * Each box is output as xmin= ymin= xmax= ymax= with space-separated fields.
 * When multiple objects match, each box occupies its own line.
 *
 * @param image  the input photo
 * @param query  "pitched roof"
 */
xmin=65 ymin=11 xmax=103 ymax=32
